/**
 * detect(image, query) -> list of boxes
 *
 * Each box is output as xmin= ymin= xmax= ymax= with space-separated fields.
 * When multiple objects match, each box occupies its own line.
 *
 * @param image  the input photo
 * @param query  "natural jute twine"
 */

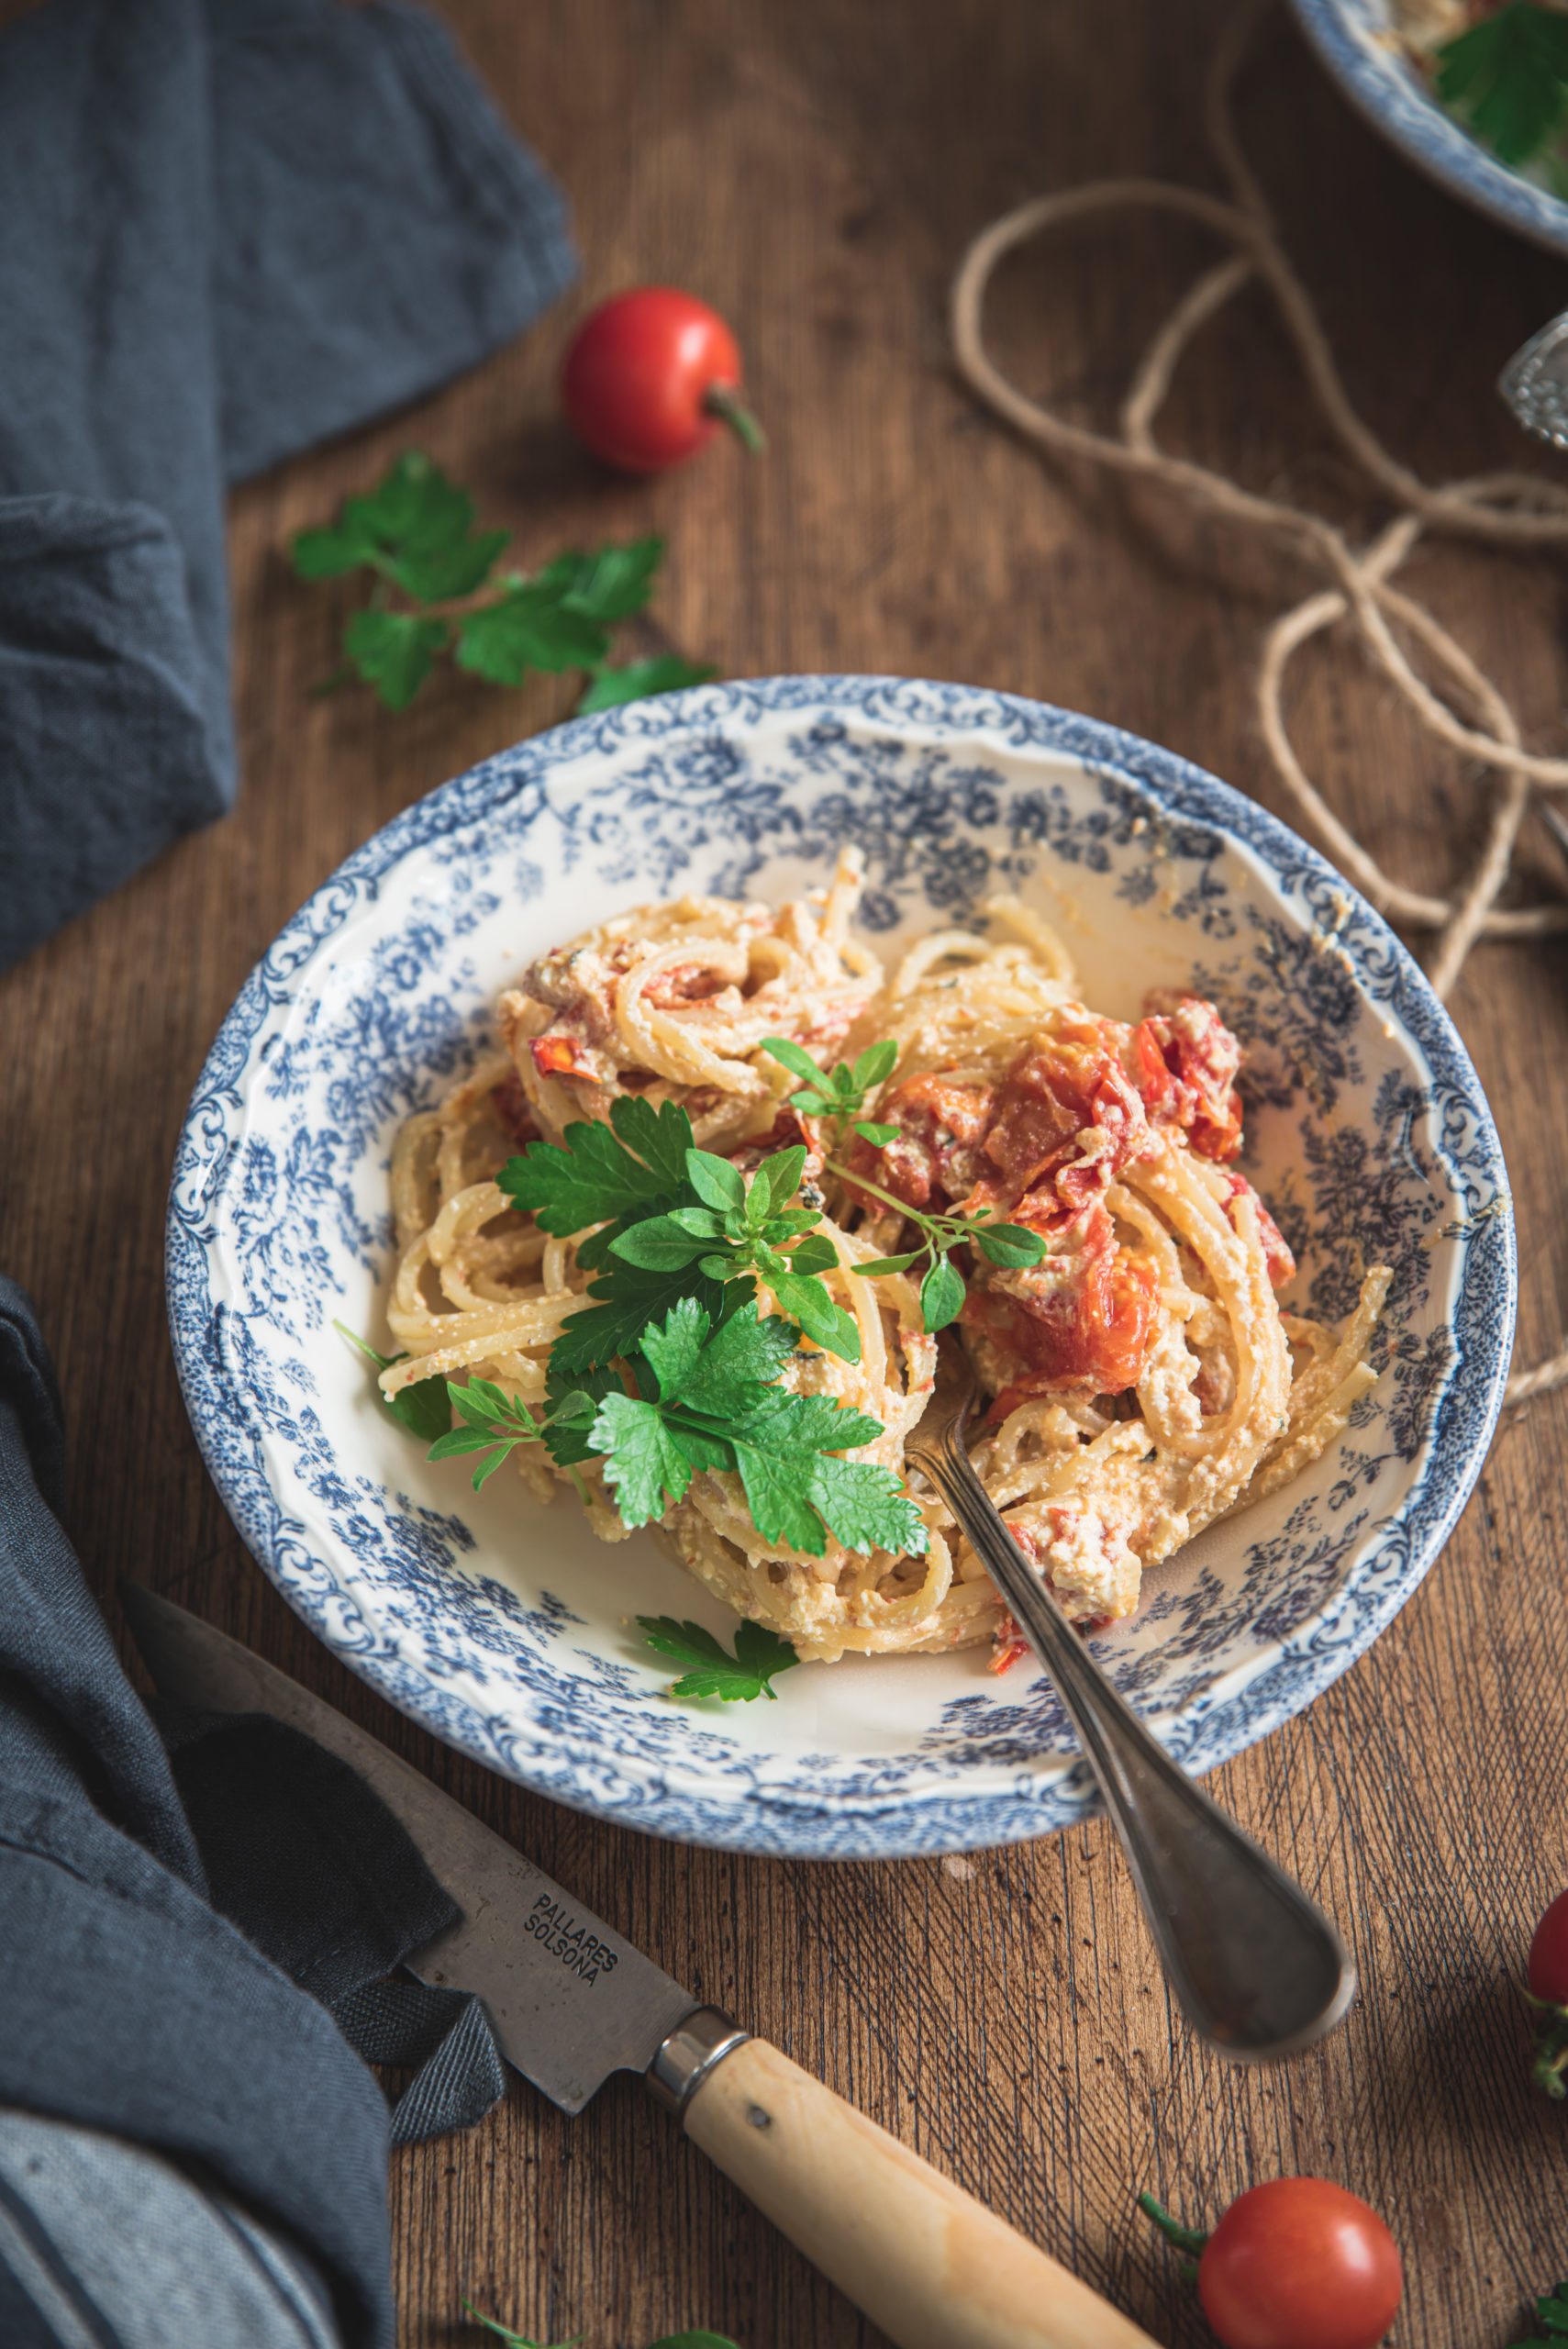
xmin=950 ymin=0 xmax=1568 ymax=1410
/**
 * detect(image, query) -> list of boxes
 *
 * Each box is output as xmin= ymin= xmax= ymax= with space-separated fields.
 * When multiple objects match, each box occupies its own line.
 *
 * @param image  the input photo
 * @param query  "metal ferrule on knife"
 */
xmin=122 ymin=1585 xmax=1161 ymax=2349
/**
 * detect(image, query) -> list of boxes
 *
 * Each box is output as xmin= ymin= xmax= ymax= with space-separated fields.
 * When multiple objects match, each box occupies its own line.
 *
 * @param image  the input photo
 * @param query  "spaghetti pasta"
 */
xmin=382 ymin=855 xmax=1387 ymax=1666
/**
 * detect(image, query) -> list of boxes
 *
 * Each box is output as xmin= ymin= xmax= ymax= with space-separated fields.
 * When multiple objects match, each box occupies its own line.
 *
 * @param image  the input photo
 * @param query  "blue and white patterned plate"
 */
xmin=1290 ymin=0 xmax=1568 ymax=257
xmin=167 ymin=677 xmax=1514 ymax=1857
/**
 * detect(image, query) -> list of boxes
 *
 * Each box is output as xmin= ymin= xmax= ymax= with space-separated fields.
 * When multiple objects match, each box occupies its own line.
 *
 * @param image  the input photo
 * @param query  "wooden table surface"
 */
xmin=5 ymin=3 xmax=1567 ymax=2343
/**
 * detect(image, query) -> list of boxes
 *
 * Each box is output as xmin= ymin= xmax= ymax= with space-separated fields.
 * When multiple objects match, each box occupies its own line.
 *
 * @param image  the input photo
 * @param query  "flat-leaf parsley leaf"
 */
xmin=638 ymin=1614 xmax=801 ymax=1702
xmin=586 ymin=1299 xmax=923 ymax=1556
xmin=1437 ymin=2 xmax=1568 ymax=168
xmin=292 ymin=457 xmax=713 ymax=714
xmin=334 ymin=1322 xmax=452 ymax=1442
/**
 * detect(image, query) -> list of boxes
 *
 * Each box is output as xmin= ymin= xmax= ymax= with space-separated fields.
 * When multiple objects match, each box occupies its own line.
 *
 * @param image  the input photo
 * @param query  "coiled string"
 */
xmin=950 ymin=0 xmax=1568 ymax=1408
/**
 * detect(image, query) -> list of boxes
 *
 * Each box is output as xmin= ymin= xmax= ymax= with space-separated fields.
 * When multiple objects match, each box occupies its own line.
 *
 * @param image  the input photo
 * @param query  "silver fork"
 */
xmin=1500 ymin=312 xmax=1568 ymax=451
xmin=906 ymin=1373 xmax=1357 ymax=2061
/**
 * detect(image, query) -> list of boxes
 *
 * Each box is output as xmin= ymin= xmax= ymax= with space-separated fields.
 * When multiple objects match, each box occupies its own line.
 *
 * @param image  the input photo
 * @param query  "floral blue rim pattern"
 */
xmin=166 ymin=676 xmax=1515 ymax=1856
xmin=1289 ymin=0 xmax=1568 ymax=257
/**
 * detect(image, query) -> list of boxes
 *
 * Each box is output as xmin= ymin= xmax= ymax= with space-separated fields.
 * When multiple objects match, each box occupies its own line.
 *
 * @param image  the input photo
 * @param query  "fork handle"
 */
xmin=925 ymin=1429 xmax=1355 ymax=2059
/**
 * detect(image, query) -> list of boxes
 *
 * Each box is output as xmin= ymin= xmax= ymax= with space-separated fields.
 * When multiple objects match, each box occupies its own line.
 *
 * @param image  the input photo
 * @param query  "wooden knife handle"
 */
xmin=682 ymin=2035 xmax=1160 ymax=2349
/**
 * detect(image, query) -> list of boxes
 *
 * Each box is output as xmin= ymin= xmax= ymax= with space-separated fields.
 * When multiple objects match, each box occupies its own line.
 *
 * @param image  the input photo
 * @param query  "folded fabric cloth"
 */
xmin=0 ymin=1277 xmax=506 ymax=2349
xmin=0 ymin=0 xmax=576 ymax=974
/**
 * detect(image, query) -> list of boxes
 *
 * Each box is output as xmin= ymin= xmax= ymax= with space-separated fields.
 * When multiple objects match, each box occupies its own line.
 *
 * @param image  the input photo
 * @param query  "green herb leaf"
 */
xmin=593 ymin=1391 xmax=695 ymax=1523
xmin=395 ymin=529 xmax=510 ymax=604
xmin=333 ymin=1322 xmax=452 ymax=1441
xmin=781 ymin=1233 xmax=838 ymax=1275
xmin=677 ymin=1304 xmax=798 ymax=1410
xmin=685 ymin=1149 xmax=748 ymax=1214
xmin=972 ymin=1221 xmax=1048 ymax=1268
xmin=581 ymin=1301 xmax=919 ymax=1557
xmin=1518 ymin=2280 xmax=1568 ymax=2340
xmin=851 ymin=1040 xmax=900 ymax=1091
xmin=544 ymin=535 xmax=665 ymax=623
xmin=460 ymin=2299 xmax=583 ymax=2349
xmin=853 ymin=1252 xmax=920 ymax=1277
xmin=575 ymin=655 xmax=717 ymax=714
xmin=758 ymin=1035 xmax=826 ymax=1087
xmin=343 ymin=609 xmax=450 ymax=709
xmin=293 ymin=520 xmax=378 ymax=579
xmin=427 ymin=1376 xmax=557 ymax=1490
xmin=550 ymin=1263 xmax=735 ymax=1376
xmin=920 ymin=1253 xmax=966 ymax=1333
xmin=1437 ymin=2 xmax=1568 ymax=165
xmin=500 ymin=1100 xmax=695 ymax=1239
xmin=455 ymin=585 xmax=610 ymax=685
xmin=539 ymin=1359 xmax=625 ymax=1467
xmin=639 ymin=1296 xmax=714 ymax=1397
xmin=638 ymin=1614 xmax=800 ymax=1703
xmin=608 ymin=1216 xmax=713 ymax=1272
xmin=853 ymin=1119 xmax=900 ymax=1146
xmin=769 ymin=1271 xmax=861 ymax=1363
xmin=757 ymin=1143 xmax=808 ymax=1216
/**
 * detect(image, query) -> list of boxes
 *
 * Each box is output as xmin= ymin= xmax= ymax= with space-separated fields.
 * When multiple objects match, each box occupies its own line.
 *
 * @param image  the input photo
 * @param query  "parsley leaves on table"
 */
xmin=293 ymin=451 xmax=715 ymax=715
xmin=1508 ymin=2280 xmax=1568 ymax=2345
xmin=577 ymin=654 xmax=718 ymax=711
xmin=638 ymin=1614 xmax=800 ymax=1702
xmin=462 ymin=2302 xmax=740 ymax=2349
xmin=760 ymin=1037 xmax=1048 ymax=1333
xmin=1436 ymin=2 xmax=1568 ymax=170
xmin=333 ymin=1321 xmax=452 ymax=1442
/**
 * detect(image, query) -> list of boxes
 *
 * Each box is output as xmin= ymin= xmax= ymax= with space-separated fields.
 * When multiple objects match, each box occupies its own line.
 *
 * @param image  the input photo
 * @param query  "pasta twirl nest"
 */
xmin=382 ymin=854 xmax=1387 ymax=1666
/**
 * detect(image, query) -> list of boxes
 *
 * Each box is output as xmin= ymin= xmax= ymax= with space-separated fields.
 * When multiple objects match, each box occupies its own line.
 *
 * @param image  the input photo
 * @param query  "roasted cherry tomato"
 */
xmin=1529 ymin=1887 xmax=1568 ymax=2098
xmin=1197 ymin=2181 xmax=1403 ymax=2349
xmin=561 ymin=287 xmax=765 ymax=473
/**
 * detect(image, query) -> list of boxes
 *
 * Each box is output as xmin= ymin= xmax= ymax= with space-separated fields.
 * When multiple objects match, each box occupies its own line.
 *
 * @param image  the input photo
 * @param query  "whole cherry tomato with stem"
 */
xmin=561 ymin=287 xmax=766 ymax=473
xmin=1141 ymin=2179 xmax=1404 ymax=2349
xmin=1528 ymin=1887 xmax=1568 ymax=2098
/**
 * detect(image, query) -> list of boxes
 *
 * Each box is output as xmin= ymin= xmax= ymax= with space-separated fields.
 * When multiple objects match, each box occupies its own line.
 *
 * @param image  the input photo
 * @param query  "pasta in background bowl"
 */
xmin=167 ymin=677 xmax=1513 ymax=1857
xmin=1289 ymin=0 xmax=1568 ymax=255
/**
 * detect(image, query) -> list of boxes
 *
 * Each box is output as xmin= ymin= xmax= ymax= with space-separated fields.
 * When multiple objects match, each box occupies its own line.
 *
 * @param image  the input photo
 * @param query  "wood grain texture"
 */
xmin=2 ymin=3 xmax=1566 ymax=2344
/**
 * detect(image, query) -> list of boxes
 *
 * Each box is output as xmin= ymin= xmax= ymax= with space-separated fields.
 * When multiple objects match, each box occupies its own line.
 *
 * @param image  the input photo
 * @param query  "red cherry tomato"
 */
xmin=561 ymin=287 xmax=764 ymax=473
xmin=1197 ymin=2180 xmax=1404 ymax=2349
xmin=1529 ymin=1888 xmax=1568 ymax=2005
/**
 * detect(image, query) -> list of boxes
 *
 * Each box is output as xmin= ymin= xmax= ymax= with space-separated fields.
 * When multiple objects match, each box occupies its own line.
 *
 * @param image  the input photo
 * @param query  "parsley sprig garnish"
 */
xmin=758 ymin=1037 xmax=1048 ymax=1333
xmin=293 ymin=451 xmax=715 ymax=713
xmin=825 ymin=1155 xmax=1048 ymax=1333
xmin=610 ymin=1141 xmax=860 ymax=1361
xmin=638 ymin=1614 xmax=800 ymax=1702
xmin=439 ymin=1095 xmax=930 ymax=1561
xmin=761 ymin=1034 xmax=901 ymax=1152
xmin=585 ymin=1297 xmax=921 ymax=1553
xmin=501 ymin=1095 xmax=861 ymax=1365
xmin=428 ymin=1377 xmax=595 ymax=1491
xmin=333 ymin=1321 xmax=452 ymax=1441
xmin=1436 ymin=2 xmax=1568 ymax=170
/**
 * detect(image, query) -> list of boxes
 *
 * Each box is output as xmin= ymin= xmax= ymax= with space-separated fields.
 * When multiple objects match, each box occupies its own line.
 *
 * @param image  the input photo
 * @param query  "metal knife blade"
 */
xmin=120 ymin=1585 xmax=696 ymax=2114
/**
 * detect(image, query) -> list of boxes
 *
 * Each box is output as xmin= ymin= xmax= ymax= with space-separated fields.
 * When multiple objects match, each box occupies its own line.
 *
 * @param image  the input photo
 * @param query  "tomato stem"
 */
xmin=704 ymin=381 xmax=767 ymax=455
xmin=1139 ymin=2189 xmax=1207 ymax=2282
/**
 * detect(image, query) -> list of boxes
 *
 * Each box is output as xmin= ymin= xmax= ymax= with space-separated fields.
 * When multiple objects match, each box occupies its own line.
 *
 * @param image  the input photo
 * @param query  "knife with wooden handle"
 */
xmin=122 ymin=1586 xmax=1159 ymax=2349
